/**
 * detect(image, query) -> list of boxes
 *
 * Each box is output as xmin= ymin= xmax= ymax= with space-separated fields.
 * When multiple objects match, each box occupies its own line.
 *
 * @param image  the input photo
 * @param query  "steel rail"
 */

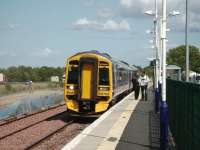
xmin=0 ymin=103 xmax=65 ymax=126
xmin=0 ymin=110 xmax=67 ymax=140
xmin=24 ymin=120 xmax=75 ymax=150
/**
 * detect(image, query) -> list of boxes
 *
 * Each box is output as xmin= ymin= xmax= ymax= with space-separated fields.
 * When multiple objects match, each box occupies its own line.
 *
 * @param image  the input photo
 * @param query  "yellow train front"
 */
xmin=64 ymin=51 xmax=137 ymax=114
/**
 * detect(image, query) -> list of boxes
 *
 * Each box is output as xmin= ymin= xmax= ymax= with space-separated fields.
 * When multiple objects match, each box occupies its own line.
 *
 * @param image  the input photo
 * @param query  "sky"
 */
xmin=0 ymin=0 xmax=199 ymax=68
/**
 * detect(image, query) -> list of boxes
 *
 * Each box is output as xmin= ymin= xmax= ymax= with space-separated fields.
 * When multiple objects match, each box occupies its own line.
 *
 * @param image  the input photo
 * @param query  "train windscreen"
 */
xmin=67 ymin=66 xmax=78 ymax=84
xmin=99 ymin=68 xmax=109 ymax=85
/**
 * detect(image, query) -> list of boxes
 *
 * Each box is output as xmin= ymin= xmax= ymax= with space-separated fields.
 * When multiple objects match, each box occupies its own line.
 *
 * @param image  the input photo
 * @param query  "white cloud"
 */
xmin=0 ymin=51 xmax=17 ymax=57
xmin=81 ymin=0 xmax=95 ymax=7
xmin=73 ymin=18 xmax=130 ymax=32
xmin=97 ymin=8 xmax=114 ymax=18
xmin=8 ymin=24 xmax=19 ymax=30
xmin=119 ymin=0 xmax=184 ymax=18
xmin=103 ymin=20 xmax=130 ymax=31
xmin=120 ymin=0 xmax=133 ymax=8
xmin=73 ymin=18 xmax=100 ymax=30
xmin=120 ymin=0 xmax=154 ymax=18
xmin=168 ymin=0 xmax=200 ymax=32
xmin=32 ymin=48 xmax=59 ymax=57
xmin=120 ymin=0 xmax=200 ymax=32
xmin=0 ymin=23 xmax=19 ymax=31
xmin=44 ymin=48 xmax=52 ymax=54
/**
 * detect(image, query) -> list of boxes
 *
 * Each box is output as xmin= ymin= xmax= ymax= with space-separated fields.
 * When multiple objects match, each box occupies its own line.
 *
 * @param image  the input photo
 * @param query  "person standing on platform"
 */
xmin=28 ymin=80 xmax=33 ymax=93
xmin=138 ymin=71 xmax=150 ymax=101
xmin=132 ymin=72 xmax=140 ymax=100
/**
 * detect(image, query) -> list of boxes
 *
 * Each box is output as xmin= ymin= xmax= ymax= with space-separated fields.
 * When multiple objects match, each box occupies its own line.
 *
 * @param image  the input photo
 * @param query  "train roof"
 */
xmin=167 ymin=65 xmax=181 ymax=70
xmin=129 ymin=65 xmax=138 ymax=71
xmin=71 ymin=50 xmax=112 ymax=60
xmin=70 ymin=50 xmax=138 ymax=71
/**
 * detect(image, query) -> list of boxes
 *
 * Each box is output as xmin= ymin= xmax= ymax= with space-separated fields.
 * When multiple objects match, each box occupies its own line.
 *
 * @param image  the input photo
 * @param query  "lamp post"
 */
xmin=160 ymin=0 xmax=168 ymax=149
xmin=157 ymin=9 xmax=180 ymax=111
xmin=153 ymin=0 xmax=160 ymax=114
xmin=185 ymin=0 xmax=189 ymax=81
xmin=159 ymin=17 xmax=163 ymax=107
xmin=144 ymin=0 xmax=159 ymax=113
xmin=144 ymin=1 xmax=180 ymax=116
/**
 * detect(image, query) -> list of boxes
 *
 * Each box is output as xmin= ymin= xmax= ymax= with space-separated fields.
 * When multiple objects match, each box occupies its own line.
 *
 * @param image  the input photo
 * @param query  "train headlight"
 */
xmin=67 ymin=85 xmax=77 ymax=90
xmin=99 ymin=87 xmax=109 ymax=91
xmin=69 ymin=85 xmax=74 ymax=90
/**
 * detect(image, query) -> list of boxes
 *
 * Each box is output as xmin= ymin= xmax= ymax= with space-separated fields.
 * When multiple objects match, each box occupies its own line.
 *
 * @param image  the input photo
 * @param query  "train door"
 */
xmin=81 ymin=63 xmax=93 ymax=99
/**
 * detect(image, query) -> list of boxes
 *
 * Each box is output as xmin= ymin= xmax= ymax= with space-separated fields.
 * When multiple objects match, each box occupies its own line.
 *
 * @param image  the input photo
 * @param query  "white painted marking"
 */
xmin=62 ymin=92 xmax=133 ymax=150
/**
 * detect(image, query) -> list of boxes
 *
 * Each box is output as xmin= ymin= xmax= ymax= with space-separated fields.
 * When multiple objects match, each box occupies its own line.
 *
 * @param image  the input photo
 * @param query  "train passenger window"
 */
xmin=99 ymin=68 xmax=109 ymax=85
xmin=67 ymin=66 xmax=78 ymax=84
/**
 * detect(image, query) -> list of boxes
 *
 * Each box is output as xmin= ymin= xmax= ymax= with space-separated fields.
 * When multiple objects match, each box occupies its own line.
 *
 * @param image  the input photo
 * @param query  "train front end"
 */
xmin=64 ymin=52 xmax=113 ymax=114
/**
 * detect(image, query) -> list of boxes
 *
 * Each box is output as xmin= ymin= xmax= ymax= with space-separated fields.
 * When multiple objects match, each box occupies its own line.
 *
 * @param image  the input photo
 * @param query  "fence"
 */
xmin=167 ymin=79 xmax=200 ymax=150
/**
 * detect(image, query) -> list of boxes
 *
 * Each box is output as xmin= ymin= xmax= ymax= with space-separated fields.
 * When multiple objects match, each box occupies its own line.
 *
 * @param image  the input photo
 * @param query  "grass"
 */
xmin=0 ymin=82 xmax=63 ymax=96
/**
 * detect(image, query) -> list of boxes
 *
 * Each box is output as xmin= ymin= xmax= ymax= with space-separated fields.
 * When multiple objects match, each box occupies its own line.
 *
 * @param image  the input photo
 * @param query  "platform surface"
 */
xmin=62 ymin=88 xmax=160 ymax=150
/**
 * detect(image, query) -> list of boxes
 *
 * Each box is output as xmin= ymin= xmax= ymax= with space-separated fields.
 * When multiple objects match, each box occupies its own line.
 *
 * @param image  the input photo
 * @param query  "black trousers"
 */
xmin=135 ymin=86 xmax=140 ymax=99
xmin=141 ymin=85 xmax=148 ymax=100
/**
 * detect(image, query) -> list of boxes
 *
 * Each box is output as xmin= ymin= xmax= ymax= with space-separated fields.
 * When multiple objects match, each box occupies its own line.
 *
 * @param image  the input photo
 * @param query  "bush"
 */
xmin=59 ymin=82 xmax=64 ymax=88
xmin=48 ymin=82 xmax=58 ymax=88
xmin=48 ymin=82 xmax=63 ymax=89
xmin=5 ymin=83 xmax=13 ymax=91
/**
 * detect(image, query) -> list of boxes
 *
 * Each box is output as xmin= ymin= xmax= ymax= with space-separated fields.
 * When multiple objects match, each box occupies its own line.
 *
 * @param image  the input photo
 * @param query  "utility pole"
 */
xmin=185 ymin=0 xmax=189 ymax=81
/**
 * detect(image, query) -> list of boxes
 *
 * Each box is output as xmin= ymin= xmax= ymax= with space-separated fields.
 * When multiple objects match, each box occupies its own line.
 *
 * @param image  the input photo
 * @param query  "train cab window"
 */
xmin=196 ymin=76 xmax=200 ymax=81
xmin=67 ymin=66 xmax=78 ymax=84
xmin=99 ymin=68 xmax=109 ymax=85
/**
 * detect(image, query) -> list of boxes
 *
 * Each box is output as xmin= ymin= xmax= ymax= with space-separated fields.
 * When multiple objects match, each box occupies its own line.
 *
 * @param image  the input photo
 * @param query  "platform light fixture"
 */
xmin=168 ymin=10 xmax=180 ymax=16
xmin=144 ymin=10 xmax=155 ymax=16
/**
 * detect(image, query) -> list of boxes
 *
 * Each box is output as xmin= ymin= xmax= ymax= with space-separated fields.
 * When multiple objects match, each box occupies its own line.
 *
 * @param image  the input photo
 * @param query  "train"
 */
xmin=64 ymin=51 xmax=138 ymax=114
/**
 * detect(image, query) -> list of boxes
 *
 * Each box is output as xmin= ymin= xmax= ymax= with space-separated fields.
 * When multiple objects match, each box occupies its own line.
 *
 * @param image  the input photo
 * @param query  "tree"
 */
xmin=143 ymin=65 xmax=154 ymax=78
xmin=2 ymin=66 xmax=64 ymax=82
xmin=167 ymin=45 xmax=200 ymax=73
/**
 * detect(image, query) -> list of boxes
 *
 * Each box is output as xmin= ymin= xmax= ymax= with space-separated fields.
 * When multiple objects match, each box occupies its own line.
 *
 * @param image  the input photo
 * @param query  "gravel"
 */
xmin=0 ymin=112 xmax=71 ymax=150
xmin=32 ymin=123 xmax=88 ymax=150
xmin=32 ymin=117 xmax=97 ymax=150
xmin=0 ymin=105 xmax=66 ymax=139
xmin=0 ymin=104 xmax=97 ymax=150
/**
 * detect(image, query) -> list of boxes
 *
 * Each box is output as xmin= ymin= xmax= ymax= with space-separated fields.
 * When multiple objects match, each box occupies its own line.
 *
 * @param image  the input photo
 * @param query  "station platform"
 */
xmin=62 ymin=87 xmax=160 ymax=150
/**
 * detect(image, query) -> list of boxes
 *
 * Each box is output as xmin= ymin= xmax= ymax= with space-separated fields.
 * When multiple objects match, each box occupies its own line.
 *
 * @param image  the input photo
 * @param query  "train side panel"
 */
xmin=112 ymin=61 xmax=131 ymax=98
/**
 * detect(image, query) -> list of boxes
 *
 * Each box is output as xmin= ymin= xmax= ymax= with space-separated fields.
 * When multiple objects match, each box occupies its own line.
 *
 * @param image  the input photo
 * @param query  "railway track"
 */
xmin=24 ymin=120 xmax=74 ymax=150
xmin=30 ymin=116 xmax=97 ymax=150
xmin=0 ymin=105 xmax=97 ymax=150
xmin=0 ymin=104 xmax=66 ymax=139
xmin=0 ymin=109 xmax=70 ymax=149
xmin=0 ymin=103 xmax=65 ymax=126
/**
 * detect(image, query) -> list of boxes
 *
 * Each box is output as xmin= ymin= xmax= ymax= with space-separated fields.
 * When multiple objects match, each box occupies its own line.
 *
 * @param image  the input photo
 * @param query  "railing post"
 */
xmin=160 ymin=101 xmax=169 ymax=149
xmin=159 ymin=82 xmax=162 ymax=106
xmin=155 ymin=85 xmax=159 ymax=113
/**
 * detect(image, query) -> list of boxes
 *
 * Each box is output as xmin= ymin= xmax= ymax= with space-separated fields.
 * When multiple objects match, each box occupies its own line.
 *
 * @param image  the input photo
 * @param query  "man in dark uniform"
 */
xmin=132 ymin=72 xmax=140 ymax=100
